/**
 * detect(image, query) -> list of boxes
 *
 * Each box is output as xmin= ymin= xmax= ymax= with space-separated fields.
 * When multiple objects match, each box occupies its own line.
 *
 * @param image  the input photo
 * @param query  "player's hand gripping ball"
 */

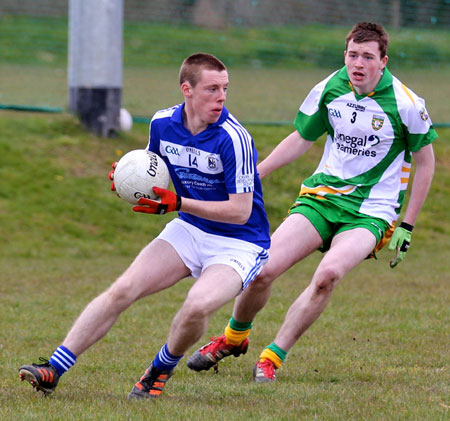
xmin=133 ymin=187 xmax=181 ymax=215
xmin=109 ymin=149 xmax=170 ymax=205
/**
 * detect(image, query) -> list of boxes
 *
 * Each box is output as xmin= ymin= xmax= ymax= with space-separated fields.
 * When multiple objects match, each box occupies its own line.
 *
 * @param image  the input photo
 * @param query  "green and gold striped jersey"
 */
xmin=294 ymin=66 xmax=437 ymax=225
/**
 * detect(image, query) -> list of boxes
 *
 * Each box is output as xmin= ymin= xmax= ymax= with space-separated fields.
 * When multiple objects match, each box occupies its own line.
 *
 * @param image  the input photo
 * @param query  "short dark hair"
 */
xmin=346 ymin=22 xmax=389 ymax=58
xmin=179 ymin=53 xmax=227 ymax=87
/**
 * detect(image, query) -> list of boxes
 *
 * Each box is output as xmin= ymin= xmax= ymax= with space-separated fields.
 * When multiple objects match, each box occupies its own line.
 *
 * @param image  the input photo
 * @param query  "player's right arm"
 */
xmin=178 ymin=191 xmax=253 ymax=225
xmin=257 ymin=130 xmax=314 ymax=179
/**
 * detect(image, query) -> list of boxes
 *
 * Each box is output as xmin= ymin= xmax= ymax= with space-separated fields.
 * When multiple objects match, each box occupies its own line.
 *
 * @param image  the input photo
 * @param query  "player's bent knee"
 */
xmin=182 ymin=291 xmax=218 ymax=320
xmin=180 ymin=300 xmax=210 ymax=323
xmin=251 ymin=269 xmax=276 ymax=290
xmin=105 ymin=280 xmax=138 ymax=309
xmin=313 ymin=266 xmax=342 ymax=292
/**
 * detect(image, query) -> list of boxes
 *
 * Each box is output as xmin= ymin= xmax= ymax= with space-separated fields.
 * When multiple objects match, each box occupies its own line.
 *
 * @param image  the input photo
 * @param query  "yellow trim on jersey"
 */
xmin=300 ymin=185 xmax=357 ymax=197
xmin=401 ymin=83 xmax=415 ymax=105
xmin=348 ymin=81 xmax=375 ymax=97
xmin=400 ymin=164 xmax=411 ymax=187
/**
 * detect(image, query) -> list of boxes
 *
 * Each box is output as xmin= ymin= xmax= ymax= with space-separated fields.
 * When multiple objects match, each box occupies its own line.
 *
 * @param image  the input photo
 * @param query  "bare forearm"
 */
xmin=403 ymin=144 xmax=435 ymax=225
xmin=257 ymin=131 xmax=313 ymax=179
xmin=180 ymin=193 xmax=253 ymax=225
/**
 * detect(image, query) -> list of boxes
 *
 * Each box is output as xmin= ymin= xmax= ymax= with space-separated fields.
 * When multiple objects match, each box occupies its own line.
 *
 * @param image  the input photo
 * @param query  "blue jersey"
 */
xmin=146 ymin=103 xmax=270 ymax=249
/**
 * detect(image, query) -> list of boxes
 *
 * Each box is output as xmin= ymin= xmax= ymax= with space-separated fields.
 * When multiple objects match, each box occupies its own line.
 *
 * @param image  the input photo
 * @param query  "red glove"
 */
xmin=133 ymin=187 xmax=181 ymax=215
xmin=108 ymin=162 xmax=117 ymax=192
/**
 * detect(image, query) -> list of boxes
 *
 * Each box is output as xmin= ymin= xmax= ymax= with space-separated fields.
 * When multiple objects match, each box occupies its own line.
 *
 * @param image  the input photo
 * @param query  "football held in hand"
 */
xmin=113 ymin=150 xmax=170 ymax=204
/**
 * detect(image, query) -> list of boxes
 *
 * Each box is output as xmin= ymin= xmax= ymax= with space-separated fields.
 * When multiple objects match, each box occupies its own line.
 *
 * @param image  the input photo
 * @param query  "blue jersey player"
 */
xmin=18 ymin=53 xmax=270 ymax=399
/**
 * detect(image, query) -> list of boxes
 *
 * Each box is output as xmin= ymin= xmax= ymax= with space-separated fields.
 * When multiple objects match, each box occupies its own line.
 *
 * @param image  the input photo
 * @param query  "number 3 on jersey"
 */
xmin=189 ymin=154 xmax=198 ymax=168
xmin=351 ymin=111 xmax=357 ymax=124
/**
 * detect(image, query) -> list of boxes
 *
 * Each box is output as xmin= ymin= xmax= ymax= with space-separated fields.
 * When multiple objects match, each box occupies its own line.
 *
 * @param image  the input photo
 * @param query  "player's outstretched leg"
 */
xmin=18 ymin=358 xmax=60 ymax=395
xmin=128 ymin=364 xmax=173 ymax=399
xmin=187 ymin=335 xmax=249 ymax=372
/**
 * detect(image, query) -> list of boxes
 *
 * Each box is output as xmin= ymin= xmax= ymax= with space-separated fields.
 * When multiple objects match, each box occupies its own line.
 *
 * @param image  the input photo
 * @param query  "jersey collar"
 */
xmin=339 ymin=66 xmax=393 ymax=99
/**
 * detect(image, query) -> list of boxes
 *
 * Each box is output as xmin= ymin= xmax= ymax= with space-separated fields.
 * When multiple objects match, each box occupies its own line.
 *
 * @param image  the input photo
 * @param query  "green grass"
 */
xmin=1 ymin=65 xmax=449 ymax=125
xmin=0 ymin=111 xmax=449 ymax=420
xmin=1 ymin=16 xmax=450 ymax=69
xmin=1 ymin=15 xmax=449 ymax=124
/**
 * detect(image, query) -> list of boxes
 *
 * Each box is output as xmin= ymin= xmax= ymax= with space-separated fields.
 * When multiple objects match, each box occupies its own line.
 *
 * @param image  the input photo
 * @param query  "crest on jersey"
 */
xmin=419 ymin=108 xmax=429 ymax=121
xmin=207 ymin=155 xmax=218 ymax=170
xmin=371 ymin=115 xmax=384 ymax=131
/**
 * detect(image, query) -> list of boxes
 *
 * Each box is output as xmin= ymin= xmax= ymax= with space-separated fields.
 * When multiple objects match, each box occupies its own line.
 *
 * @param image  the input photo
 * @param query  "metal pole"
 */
xmin=68 ymin=0 xmax=123 ymax=137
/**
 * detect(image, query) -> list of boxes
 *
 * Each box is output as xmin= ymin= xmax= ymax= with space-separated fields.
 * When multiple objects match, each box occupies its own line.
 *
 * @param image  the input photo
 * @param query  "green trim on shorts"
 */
xmin=288 ymin=195 xmax=389 ymax=253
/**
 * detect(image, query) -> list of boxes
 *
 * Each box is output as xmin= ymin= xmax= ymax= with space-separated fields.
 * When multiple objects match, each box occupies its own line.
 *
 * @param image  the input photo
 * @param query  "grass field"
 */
xmin=1 ymin=15 xmax=450 ymax=124
xmin=1 ymin=65 xmax=449 ymax=126
xmin=0 ymin=110 xmax=448 ymax=420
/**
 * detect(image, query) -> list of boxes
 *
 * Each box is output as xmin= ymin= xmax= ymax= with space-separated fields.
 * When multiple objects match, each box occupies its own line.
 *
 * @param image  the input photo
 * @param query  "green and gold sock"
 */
xmin=224 ymin=317 xmax=253 ymax=345
xmin=259 ymin=342 xmax=287 ymax=369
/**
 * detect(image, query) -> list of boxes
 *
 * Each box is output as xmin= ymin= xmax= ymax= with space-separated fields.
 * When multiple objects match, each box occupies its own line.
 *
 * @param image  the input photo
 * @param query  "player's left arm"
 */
xmin=402 ymin=143 xmax=435 ymax=226
xmin=389 ymin=143 xmax=435 ymax=268
xmin=178 ymin=192 xmax=253 ymax=225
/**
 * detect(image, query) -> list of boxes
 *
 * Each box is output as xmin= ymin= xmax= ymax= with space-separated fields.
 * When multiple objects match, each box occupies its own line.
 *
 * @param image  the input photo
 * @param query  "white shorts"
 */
xmin=157 ymin=218 xmax=269 ymax=290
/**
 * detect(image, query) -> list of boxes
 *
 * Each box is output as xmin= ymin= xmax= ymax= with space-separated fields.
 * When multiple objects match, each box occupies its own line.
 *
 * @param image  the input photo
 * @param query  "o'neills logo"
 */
xmin=334 ymin=132 xmax=380 ymax=157
xmin=146 ymin=153 xmax=160 ymax=177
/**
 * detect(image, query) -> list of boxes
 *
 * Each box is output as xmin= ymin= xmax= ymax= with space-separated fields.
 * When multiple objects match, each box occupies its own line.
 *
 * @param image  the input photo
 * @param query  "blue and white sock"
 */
xmin=152 ymin=343 xmax=183 ymax=372
xmin=49 ymin=346 xmax=77 ymax=377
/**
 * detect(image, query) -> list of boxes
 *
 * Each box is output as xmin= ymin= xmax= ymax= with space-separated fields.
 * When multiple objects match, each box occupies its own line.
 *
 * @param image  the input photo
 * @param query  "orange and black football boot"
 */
xmin=128 ymin=363 xmax=173 ymax=399
xmin=19 ymin=358 xmax=60 ymax=395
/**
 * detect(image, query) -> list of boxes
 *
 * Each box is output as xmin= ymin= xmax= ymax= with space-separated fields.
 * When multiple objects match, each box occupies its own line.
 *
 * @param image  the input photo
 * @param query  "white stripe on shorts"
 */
xmin=242 ymin=249 xmax=269 ymax=290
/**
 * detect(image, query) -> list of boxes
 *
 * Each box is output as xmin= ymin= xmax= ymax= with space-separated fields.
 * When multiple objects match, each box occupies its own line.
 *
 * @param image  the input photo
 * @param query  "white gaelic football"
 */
xmin=119 ymin=108 xmax=133 ymax=131
xmin=113 ymin=149 xmax=170 ymax=205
